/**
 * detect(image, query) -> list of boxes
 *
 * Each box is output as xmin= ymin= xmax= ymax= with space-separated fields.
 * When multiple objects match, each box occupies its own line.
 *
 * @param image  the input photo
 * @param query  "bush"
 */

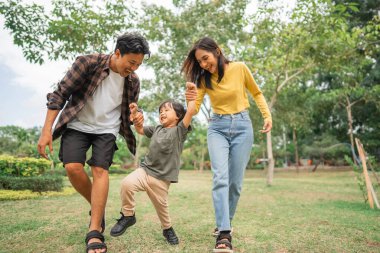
xmin=0 ymin=187 xmax=76 ymax=201
xmin=0 ymin=155 xmax=52 ymax=177
xmin=0 ymin=175 xmax=63 ymax=192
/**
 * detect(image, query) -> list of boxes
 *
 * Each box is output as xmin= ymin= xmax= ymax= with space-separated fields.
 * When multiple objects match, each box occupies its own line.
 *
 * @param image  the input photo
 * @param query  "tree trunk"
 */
xmin=293 ymin=127 xmax=299 ymax=173
xmin=345 ymin=96 xmax=356 ymax=163
xmin=264 ymin=66 xmax=311 ymax=184
xmin=199 ymin=147 xmax=205 ymax=172
xmin=283 ymin=125 xmax=287 ymax=168
xmin=266 ymin=95 xmax=276 ymax=186
xmin=266 ymin=131 xmax=275 ymax=186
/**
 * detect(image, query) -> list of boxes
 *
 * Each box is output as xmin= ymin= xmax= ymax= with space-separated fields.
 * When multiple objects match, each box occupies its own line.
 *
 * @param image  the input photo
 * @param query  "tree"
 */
xmin=275 ymin=84 xmax=316 ymax=171
xmin=314 ymin=3 xmax=380 ymax=160
xmin=0 ymin=0 xmax=136 ymax=64
xmin=243 ymin=0 xmax=355 ymax=184
xmin=137 ymin=0 xmax=251 ymax=115
xmin=2 ymin=0 xmax=379 ymax=169
xmin=0 ymin=126 xmax=41 ymax=157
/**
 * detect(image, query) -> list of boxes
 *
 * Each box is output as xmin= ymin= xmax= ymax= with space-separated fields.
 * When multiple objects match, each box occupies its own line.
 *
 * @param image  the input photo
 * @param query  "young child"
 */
xmin=110 ymin=84 xmax=196 ymax=245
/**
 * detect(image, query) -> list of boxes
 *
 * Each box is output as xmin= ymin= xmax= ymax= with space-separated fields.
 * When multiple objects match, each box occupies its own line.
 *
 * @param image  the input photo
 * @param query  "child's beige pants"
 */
xmin=120 ymin=167 xmax=171 ymax=229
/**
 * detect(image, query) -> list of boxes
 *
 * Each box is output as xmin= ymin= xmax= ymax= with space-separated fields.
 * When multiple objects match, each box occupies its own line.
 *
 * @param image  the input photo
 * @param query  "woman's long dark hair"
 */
xmin=181 ymin=37 xmax=230 ymax=89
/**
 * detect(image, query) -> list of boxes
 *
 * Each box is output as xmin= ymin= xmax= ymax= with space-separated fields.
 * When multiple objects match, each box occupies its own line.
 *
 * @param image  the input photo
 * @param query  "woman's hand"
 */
xmin=260 ymin=119 xmax=272 ymax=133
xmin=185 ymin=82 xmax=197 ymax=102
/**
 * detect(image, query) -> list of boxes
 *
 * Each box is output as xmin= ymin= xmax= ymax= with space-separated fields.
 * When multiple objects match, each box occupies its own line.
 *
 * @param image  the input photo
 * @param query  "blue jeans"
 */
xmin=207 ymin=110 xmax=254 ymax=231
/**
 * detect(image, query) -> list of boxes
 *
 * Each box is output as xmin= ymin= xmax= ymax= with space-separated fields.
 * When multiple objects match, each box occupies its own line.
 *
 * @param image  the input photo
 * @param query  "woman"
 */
xmin=182 ymin=37 xmax=272 ymax=253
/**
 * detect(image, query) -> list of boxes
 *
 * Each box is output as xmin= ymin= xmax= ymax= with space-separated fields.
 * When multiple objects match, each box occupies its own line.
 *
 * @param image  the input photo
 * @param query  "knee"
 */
xmin=121 ymin=177 xmax=134 ymax=192
xmin=213 ymin=172 xmax=228 ymax=185
xmin=213 ymin=177 xmax=228 ymax=191
xmin=229 ymin=182 xmax=242 ymax=194
xmin=92 ymin=167 xmax=108 ymax=178
xmin=65 ymin=163 xmax=84 ymax=175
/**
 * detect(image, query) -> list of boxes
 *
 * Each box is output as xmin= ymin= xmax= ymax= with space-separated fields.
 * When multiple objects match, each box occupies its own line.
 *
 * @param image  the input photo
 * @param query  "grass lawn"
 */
xmin=0 ymin=169 xmax=379 ymax=253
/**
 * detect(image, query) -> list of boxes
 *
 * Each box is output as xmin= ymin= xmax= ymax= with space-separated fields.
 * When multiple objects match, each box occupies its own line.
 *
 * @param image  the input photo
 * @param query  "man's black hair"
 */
xmin=115 ymin=32 xmax=151 ymax=58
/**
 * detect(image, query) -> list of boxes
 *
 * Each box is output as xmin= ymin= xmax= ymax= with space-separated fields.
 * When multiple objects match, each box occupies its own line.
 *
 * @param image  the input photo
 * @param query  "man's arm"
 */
xmin=37 ymin=109 xmax=60 ymax=159
xmin=37 ymin=56 xmax=90 ymax=159
xmin=47 ymin=55 xmax=89 ymax=110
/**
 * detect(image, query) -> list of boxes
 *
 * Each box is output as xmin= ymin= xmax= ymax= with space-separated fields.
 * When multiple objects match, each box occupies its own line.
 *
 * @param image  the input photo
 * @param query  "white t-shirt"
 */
xmin=67 ymin=69 xmax=124 ymax=136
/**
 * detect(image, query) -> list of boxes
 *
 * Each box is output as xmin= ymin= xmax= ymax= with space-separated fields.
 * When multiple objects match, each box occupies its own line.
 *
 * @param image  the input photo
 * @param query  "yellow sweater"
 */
xmin=195 ymin=62 xmax=272 ymax=122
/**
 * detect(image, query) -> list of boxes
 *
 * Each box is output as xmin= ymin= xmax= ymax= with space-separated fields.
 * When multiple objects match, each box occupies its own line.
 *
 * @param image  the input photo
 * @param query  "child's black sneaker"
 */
xmin=110 ymin=212 xmax=136 ymax=237
xmin=163 ymin=227 xmax=179 ymax=245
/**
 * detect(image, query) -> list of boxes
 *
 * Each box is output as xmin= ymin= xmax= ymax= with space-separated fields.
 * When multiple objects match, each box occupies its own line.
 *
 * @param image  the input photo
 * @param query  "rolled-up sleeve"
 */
xmin=143 ymin=126 xmax=156 ymax=138
xmin=46 ymin=56 xmax=89 ymax=110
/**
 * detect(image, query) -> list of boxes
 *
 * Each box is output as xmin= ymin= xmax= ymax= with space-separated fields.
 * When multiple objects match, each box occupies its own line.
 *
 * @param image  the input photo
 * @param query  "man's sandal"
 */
xmin=213 ymin=233 xmax=233 ymax=253
xmin=85 ymin=230 xmax=107 ymax=253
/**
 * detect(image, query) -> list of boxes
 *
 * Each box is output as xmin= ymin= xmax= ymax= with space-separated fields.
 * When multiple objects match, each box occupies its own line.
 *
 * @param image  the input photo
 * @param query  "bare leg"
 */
xmin=65 ymin=163 xmax=92 ymax=203
xmin=87 ymin=166 xmax=109 ymax=253
xmin=89 ymin=166 xmax=109 ymax=232
xmin=66 ymin=164 xmax=108 ymax=253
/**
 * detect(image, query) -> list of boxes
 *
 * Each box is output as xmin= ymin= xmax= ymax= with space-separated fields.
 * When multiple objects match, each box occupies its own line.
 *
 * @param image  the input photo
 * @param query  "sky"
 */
xmin=0 ymin=18 xmax=70 ymax=127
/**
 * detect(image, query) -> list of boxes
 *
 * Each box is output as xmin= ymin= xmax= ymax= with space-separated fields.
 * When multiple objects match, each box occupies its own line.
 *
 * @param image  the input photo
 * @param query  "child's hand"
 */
xmin=129 ymin=103 xmax=138 ymax=122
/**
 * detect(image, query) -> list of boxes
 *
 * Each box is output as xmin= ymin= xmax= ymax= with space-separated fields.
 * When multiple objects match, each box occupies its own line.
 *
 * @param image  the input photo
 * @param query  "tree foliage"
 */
xmin=0 ymin=0 xmax=136 ymax=64
xmin=1 ymin=0 xmax=379 ymax=171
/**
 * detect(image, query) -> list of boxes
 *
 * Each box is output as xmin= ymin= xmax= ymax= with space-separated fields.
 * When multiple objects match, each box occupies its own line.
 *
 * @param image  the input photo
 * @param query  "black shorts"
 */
xmin=59 ymin=128 xmax=118 ymax=170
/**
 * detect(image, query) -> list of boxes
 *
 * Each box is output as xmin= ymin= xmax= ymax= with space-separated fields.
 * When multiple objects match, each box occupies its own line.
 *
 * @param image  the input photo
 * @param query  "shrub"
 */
xmin=0 ymin=175 xmax=63 ymax=192
xmin=0 ymin=187 xmax=76 ymax=201
xmin=0 ymin=155 xmax=52 ymax=177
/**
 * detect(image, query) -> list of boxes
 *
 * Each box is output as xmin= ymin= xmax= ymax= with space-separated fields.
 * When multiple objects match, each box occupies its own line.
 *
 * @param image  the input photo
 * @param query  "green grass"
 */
xmin=0 ymin=170 xmax=379 ymax=253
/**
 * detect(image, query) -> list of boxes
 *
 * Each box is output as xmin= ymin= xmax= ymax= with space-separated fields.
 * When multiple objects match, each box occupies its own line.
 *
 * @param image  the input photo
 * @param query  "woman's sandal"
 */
xmin=85 ymin=230 xmax=107 ymax=253
xmin=213 ymin=233 xmax=233 ymax=253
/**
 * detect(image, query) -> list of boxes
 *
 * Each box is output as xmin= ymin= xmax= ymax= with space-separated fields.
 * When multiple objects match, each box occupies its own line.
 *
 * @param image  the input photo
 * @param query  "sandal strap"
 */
xmin=217 ymin=233 xmax=232 ymax=242
xmin=85 ymin=230 xmax=105 ymax=244
xmin=215 ymin=239 xmax=233 ymax=250
xmin=215 ymin=233 xmax=233 ymax=250
xmin=86 ymin=242 xmax=107 ymax=252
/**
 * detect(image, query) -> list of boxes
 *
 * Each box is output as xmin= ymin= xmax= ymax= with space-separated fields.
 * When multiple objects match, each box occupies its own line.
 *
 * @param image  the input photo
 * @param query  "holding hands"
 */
xmin=129 ymin=103 xmax=144 ymax=128
xmin=185 ymin=82 xmax=197 ymax=102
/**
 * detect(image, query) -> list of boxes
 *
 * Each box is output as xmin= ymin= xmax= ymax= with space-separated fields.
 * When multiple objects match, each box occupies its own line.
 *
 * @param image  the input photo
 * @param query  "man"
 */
xmin=37 ymin=32 xmax=150 ymax=253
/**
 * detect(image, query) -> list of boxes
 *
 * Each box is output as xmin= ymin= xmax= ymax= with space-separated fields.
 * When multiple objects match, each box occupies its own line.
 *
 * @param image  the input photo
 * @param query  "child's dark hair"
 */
xmin=115 ymin=32 xmax=151 ymax=59
xmin=158 ymin=100 xmax=186 ymax=125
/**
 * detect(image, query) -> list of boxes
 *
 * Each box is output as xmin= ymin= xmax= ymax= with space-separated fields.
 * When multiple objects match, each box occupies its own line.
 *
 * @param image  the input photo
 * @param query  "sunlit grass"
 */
xmin=0 ymin=170 xmax=379 ymax=253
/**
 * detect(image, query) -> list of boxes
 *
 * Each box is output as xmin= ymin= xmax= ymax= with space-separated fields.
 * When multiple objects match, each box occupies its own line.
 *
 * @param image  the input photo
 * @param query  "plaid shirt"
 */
xmin=46 ymin=54 xmax=140 ymax=155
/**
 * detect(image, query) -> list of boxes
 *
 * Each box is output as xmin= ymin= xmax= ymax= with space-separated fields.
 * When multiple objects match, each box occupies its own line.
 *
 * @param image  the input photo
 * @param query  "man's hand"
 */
xmin=133 ymin=111 xmax=144 ymax=128
xmin=185 ymin=82 xmax=197 ymax=102
xmin=37 ymin=129 xmax=53 ymax=159
xmin=260 ymin=119 xmax=272 ymax=134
